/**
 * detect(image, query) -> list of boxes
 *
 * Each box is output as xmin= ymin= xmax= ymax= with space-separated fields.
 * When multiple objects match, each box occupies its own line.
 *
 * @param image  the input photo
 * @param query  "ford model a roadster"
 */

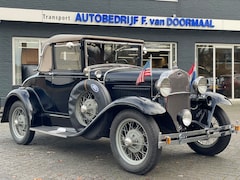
xmin=1 ymin=34 xmax=239 ymax=174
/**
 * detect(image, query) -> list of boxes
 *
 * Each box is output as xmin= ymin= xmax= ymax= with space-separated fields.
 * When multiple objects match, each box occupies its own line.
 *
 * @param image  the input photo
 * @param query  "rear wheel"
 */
xmin=9 ymin=101 xmax=35 ymax=145
xmin=188 ymin=106 xmax=231 ymax=156
xmin=110 ymin=109 xmax=160 ymax=175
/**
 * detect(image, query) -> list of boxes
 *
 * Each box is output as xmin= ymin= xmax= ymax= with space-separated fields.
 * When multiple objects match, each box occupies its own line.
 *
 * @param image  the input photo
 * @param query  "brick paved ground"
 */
xmin=0 ymin=103 xmax=240 ymax=180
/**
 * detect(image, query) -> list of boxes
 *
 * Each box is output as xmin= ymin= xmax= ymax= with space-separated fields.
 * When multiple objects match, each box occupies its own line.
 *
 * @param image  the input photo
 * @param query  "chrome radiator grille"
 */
xmin=166 ymin=93 xmax=190 ymax=121
xmin=166 ymin=69 xmax=190 ymax=123
xmin=168 ymin=69 xmax=190 ymax=93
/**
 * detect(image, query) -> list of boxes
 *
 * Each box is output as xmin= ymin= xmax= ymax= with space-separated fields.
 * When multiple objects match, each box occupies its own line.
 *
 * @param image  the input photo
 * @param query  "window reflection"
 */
xmin=234 ymin=46 xmax=240 ymax=98
xmin=197 ymin=46 xmax=214 ymax=91
xmin=144 ymin=42 xmax=177 ymax=69
xmin=197 ymin=44 xmax=240 ymax=99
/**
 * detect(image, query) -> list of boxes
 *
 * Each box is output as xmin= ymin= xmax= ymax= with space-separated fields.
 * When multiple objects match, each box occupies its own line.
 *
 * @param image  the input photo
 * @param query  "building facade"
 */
xmin=1 ymin=0 xmax=240 ymax=105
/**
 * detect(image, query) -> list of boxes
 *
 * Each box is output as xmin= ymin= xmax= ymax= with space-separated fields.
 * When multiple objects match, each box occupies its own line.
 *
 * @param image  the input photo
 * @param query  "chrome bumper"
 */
xmin=158 ymin=124 xmax=237 ymax=149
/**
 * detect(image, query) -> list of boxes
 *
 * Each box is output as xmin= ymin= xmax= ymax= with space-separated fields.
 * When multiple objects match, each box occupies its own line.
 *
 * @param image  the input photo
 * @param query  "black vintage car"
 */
xmin=1 ymin=34 xmax=239 ymax=174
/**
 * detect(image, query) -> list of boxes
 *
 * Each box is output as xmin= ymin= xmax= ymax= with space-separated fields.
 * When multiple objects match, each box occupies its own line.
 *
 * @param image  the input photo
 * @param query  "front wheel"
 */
xmin=9 ymin=101 xmax=35 ymax=145
xmin=188 ymin=106 xmax=231 ymax=156
xmin=110 ymin=109 xmax=160 ymax=175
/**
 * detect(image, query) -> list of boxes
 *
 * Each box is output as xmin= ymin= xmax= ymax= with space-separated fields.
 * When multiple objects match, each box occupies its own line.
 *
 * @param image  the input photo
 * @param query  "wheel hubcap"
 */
xmin=124 ymin=137 xmax=132 ymax=147
xmin=14 ymin=119 xmax=19 ymax=125
xmin=14 ymin=114 xmax=25 ymax=125
xmin=124 ymin=129 xmax=144 ymax=153
xmin=80 ymin=99 xmax=98 ymax=119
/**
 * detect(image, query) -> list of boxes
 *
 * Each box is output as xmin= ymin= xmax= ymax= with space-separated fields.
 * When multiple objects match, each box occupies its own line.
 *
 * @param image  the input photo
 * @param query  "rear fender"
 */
xmin=1 ymin=87 xmax=42 ymax=123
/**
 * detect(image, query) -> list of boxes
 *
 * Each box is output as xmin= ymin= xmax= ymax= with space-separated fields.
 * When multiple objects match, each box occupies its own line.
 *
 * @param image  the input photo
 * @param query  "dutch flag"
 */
xmin=188 ymin=64 xmax=196 ymax=86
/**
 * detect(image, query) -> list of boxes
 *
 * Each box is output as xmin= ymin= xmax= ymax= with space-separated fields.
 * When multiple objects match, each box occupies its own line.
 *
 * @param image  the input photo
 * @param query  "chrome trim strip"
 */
xmin=49 ymin=113 xmax=70 ymax=118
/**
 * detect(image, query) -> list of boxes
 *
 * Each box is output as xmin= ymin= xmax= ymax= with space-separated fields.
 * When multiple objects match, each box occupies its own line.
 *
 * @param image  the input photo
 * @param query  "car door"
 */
xmin=47 ymin=41 xmax=85 ymax=113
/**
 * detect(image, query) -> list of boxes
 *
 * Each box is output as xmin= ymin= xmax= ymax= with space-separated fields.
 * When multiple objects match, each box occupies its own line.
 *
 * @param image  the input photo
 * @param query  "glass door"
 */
xmin=234 ymin=46 xmax=240 ymax=98
xmin=196 ymin=44 xmax=240 ymax=99
xmin=215 ymin=46 xmax=233 ymax=98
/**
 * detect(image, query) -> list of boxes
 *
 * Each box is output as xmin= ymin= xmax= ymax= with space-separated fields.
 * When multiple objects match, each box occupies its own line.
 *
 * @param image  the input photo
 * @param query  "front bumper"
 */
xmin=158 ymin=124 xmax=238 ymax=148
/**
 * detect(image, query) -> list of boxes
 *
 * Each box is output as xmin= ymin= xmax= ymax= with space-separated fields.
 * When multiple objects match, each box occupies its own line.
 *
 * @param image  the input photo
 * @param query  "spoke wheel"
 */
xmin=9 ymin=101 xmax=35 ymax=145
xmin=116 ymin=118 xmax=148 ymax=165
xmin=75 ymin=91 xmax=98 ymax=127
xmin=110 ymin=109 xmax=160 ymax=175
xmin=188 ymin=106 xmax=231 ymax=156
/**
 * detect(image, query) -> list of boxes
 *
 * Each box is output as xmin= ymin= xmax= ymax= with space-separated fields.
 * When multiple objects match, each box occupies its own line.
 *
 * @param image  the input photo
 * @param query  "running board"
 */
xmin=30 ymin=126 xmax=78 ymax=138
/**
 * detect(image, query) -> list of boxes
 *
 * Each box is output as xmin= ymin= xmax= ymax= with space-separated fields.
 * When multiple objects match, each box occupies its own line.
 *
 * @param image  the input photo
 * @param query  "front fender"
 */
xmin=205 ymin=92 xmax=231 ymax=127
xmin=191 ymin=91 xmax=231 ymax=109
xmin=205 ymin=91 xmax=232 ymax=106
xmin=78 ymin=96 xmax=166 ymax=138
xmin=106 ymin=96 xmax=166 ymax=115
xmin=191 ymin=92 xmax=231 ymax=128
xmin=1 ymin=87 xmax=34 ymax=123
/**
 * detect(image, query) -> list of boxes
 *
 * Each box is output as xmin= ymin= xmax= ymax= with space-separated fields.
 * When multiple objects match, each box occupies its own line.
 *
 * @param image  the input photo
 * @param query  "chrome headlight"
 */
xmin=155 ymin=78 xmax=171 ymax=97
xmin=177 ymin=109 xmax=192 ymax=127
xmin=192 ymin=76 xmax=207 ymax=94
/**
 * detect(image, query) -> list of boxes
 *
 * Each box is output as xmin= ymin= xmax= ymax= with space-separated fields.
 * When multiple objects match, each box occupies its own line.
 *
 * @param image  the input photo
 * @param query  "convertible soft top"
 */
xmin=39 ymin=34 xmax=144 ymax=72
xmin=41 ymin=34 xmax=144 ymax=47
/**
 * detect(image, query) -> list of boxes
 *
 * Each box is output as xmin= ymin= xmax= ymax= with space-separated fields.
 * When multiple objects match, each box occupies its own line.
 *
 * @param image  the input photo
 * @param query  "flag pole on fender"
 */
xmin=188 ymin=63 xmax=196 ymax=90
xmin=150 ymin=54 xmax=153 ymax=98
xmin=135 ymin=55 xmax=152 ymax=85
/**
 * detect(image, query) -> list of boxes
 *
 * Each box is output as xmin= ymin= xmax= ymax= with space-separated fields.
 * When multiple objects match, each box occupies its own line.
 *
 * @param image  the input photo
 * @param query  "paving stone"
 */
xmin=0 ymin=104 xmax=239 ymax=180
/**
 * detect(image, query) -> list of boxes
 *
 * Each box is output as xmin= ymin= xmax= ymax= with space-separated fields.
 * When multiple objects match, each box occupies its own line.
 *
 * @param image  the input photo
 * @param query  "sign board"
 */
xmin=1 ymin=7 xmax=240 ymax=31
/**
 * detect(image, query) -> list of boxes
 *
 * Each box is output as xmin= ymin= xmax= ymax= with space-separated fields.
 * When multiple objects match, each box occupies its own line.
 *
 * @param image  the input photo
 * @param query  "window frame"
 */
xmin=53 ymin=42 xmax=82 ymax=71
xmin=195 ymin=43 xmax=240 ymax=99
xmin=144 ymin=41 xmax=177 ymax=69
xmin=12 ymin=37 xmax=46 ymax=85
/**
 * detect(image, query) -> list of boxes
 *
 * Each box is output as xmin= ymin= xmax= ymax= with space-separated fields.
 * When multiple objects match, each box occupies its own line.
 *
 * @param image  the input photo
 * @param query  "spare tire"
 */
xmin=69 ymin=79 xmax=112 ymax=131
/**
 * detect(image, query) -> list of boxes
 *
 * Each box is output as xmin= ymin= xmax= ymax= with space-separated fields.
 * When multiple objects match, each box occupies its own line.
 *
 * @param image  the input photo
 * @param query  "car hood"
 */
xmin=102 ymin=67 xmax=190 ymax=101
xmin=104 ymin=68 xmax=169 ymax=85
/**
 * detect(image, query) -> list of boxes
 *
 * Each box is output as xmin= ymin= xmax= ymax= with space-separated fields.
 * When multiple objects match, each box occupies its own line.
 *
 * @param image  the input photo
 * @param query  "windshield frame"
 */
xmin=84 ymin=39 xmax=143 ymax=67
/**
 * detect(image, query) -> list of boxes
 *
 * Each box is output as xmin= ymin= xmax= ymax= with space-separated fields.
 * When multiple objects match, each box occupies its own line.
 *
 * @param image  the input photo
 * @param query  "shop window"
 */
xmin=234 ymin=46 xmax=240 ymax=98
xmin=196 ymin=44 xmax=240 ymax=99
xmin=13 ymin=38 xmax=45 ymax=85
xmin=143 ymin=42 xmax=177 ymax=69
xmin=21 ymin=48 xmax=38 ymax=81
xmin=197 ymin=45 xmax=214 ymax=91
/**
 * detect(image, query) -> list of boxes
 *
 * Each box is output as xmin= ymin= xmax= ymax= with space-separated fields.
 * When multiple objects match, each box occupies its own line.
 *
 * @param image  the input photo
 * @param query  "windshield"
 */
xmin=85 ymin=40 xmax=142 ymax=66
